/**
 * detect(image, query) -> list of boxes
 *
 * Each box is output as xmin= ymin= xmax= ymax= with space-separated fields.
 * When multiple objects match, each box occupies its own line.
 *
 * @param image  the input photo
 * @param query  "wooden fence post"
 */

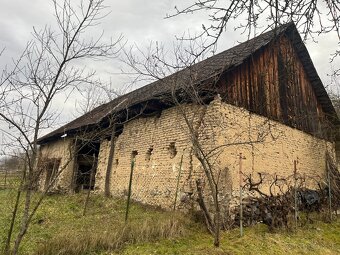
xmin=125 ymin=157 xmax=135 ymax=222
xmin=173 ymin=154 xmax=184 ymax=211
xmin=239 ymin=153 xmax=244 ymax=237
xmin=294 ymin=159 xmax=298 ymax=227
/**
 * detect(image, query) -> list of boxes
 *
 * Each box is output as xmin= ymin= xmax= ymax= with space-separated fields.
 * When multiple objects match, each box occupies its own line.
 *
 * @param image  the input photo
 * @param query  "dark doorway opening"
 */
xmin=74 ymin=140 xmax=100 ymax=192
xmin=44 ymin=158 xmax=61 ymax=191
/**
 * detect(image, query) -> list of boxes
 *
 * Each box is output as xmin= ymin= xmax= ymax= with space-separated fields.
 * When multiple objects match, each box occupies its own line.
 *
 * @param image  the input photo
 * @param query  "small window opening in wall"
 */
xmin=146 ymin=147 xmax=153 ymax=161
xmin=168 ymin=142 xmax=177 ymax=159
xmin=131 ymin=150 xmax=138 ymax=160
xmin=115 ymin=159 xmax=119 ymax=166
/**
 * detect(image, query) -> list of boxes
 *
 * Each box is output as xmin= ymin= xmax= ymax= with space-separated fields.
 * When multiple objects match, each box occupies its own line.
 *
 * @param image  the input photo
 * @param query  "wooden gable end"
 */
xmin=218 ymin=34 xmax=329 ymax=138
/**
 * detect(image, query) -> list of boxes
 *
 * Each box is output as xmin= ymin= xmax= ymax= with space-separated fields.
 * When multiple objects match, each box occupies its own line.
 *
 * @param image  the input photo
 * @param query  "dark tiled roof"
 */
xmin=38 ymin=22 xmax=337 ymax=144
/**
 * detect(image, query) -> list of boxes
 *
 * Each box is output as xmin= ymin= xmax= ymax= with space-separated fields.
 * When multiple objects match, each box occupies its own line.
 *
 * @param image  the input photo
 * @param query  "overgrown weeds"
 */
xmin=0 ymin=191 xmax=190 ymax=255
xmin=36 ymin=215 xmax=187 ymax=255
xmin=1 ymin=189 xmax=339 ymax=255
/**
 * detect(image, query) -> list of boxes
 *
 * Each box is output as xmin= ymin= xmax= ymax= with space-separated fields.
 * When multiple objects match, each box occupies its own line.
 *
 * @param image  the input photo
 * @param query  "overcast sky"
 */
xmin=0 ymin=0 xmax=339 ymax=143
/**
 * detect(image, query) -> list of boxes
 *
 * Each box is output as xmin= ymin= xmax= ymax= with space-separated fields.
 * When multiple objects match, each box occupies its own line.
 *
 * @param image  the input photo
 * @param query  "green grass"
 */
xmin=0 ymin=171 xmax=21 ymax=190
xmin=0 ymin=190 xmax=189 ymax=255
xmin=0 ymin=188 xmax=339 ymax=255
xmin=121 ymin=220 xmax=340 ymax=255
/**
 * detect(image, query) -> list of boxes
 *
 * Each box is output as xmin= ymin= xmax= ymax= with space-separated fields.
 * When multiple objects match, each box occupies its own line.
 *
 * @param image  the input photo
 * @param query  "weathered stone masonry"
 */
xmin=91 ymin=98 xmax=334 ymax=209
xmin=38 ymin=98 xmax=335 ymax=209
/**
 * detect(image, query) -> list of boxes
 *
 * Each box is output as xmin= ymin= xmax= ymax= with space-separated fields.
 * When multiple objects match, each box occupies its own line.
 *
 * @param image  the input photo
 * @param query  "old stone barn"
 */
xmin=37 ymin=23 xmax=338 ymax=210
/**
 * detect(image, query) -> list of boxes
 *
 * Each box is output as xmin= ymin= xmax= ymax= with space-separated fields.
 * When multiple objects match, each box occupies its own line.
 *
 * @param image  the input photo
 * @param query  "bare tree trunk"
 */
xmin=185 ymin=107 xmax=221 ymax=246
xmin=214 ymin=192 xmax=220 ymax=247
xmin=4 ymin=189 xmax=21 ymax=254
xmin=194 ymin=149 xmax=221 ymax=246
xmin=196 ymin=179 xmax=214 ymax=234
xmin=4 ymin=163 xmax=26 ymax=255
xmin=4 ymin=167 xmax=8 ymax=188
xmin=12 ymin=148 xmax=38 ymax=255
xmin=13 ymin=184 xmax=32 ymax=254
xmin=105 ymin=124 xmax=116 ymax=197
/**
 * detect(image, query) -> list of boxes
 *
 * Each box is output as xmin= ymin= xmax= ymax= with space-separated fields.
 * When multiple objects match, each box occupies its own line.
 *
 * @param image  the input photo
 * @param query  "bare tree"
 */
xmin=73 ymin=80 xmax=122 ymax=116
xmin=121 ymin=5 xmax=339 ymax=244
xmin=0 ymin=0 xmax=122 ymax=253
xmin=168 ymin=1 xmax=340 ymax=45
xmin=167 ymin=0 xmax=340 ymax=74
xmin=123 ymin=41 xmax=280 ymax=246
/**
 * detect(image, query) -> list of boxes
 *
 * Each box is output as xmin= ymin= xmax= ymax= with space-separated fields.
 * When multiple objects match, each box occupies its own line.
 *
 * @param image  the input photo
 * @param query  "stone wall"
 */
xmin=211 ymin=97 xmax=334 ymax=190
xmin=38 ymin=138 xmax=75 ymax=191
xmin=95 ymin=105 xmax=200 ymax=208
xmin=37 ymin=97 xmax=334 ymax=208
xmin=94 ymin=98 xmax=335 ymax=210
